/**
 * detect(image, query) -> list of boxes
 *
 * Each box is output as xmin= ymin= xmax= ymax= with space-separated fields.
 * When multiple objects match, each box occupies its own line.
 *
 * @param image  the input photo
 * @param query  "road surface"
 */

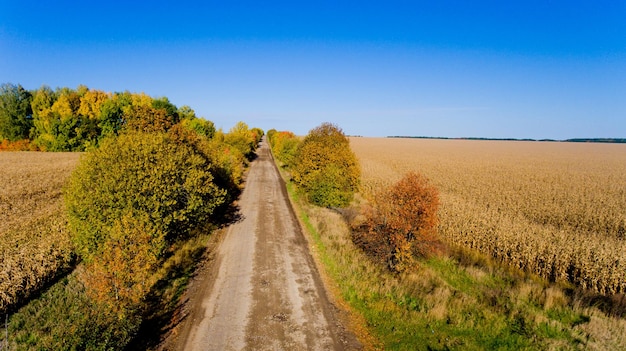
xmin=173 ymin=137 xmax=360 ymax=350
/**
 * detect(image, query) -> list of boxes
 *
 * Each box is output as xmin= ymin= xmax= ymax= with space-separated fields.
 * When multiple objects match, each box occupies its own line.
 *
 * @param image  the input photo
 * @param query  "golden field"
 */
xmin=0 ymin=152 xmax=80 ymax=311
xmin=350 ymin=137 xmax=626 ymax=295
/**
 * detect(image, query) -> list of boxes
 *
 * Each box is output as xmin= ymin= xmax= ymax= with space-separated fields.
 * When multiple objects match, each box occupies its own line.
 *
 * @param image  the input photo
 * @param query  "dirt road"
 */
xmin=173 ymin=138 xmax=360 ymax=350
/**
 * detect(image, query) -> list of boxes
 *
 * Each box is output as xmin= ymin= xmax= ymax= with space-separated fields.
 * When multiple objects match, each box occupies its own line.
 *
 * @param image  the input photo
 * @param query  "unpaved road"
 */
xmin=172 ymin=138 xmax=360 ymax=350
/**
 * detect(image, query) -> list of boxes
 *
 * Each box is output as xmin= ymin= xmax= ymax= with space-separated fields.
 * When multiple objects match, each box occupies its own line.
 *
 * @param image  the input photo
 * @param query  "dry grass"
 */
xmin=350 ymin=137 xmax=626 ymax=296
xmin=0 ymin=151 xmax=80 ymax=312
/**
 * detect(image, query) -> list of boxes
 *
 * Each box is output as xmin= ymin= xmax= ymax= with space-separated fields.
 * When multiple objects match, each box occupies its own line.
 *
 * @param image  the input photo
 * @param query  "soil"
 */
xmin=161 ymin=137 xmax=362 ymax=350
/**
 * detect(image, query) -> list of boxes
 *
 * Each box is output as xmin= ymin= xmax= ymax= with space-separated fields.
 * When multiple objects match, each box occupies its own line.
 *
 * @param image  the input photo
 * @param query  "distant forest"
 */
xmin=388 ymin=136 xmax=626 ymax=144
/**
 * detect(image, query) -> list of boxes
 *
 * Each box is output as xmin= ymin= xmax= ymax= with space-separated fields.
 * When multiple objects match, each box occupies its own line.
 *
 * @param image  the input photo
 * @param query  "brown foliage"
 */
xmin=353 ymin=172 xmax=441 ymax=272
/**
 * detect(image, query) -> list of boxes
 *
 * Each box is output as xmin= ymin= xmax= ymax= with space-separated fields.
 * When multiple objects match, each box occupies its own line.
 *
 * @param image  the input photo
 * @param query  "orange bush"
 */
xmin=0 ymin=138 xmax=39 ymax=151
xmin=353 ymin=172 xmax=441 ymax=272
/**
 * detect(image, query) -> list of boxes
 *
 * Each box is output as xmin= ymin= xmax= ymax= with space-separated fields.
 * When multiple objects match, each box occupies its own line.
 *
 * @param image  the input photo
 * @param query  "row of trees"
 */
xmin=268 ymin=123 xmax=441 ymax=273
xmin=64 ymin=117 xmax=262 ymax=347
xmin=0 ymin=83 xmax=236 ymax=152
xmin=3 ymin=82 xmax=264 ymax=348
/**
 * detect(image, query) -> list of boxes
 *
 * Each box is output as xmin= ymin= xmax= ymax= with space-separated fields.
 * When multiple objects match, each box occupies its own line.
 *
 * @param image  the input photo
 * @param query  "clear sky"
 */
xmin=1 ymin=1 xmax=625 ymax=139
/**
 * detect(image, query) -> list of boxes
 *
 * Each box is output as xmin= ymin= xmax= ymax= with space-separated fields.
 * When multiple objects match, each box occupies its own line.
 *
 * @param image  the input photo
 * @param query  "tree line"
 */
xmin=0 ymin=82 xmax=265 ymax=153
xmin=2 ymin=82 xmax=264 ymax=349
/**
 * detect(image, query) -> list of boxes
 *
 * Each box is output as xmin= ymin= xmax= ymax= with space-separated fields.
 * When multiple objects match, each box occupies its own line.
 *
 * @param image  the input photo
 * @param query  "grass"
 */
xmin=282 ymin=174 xmax=626 ymax=350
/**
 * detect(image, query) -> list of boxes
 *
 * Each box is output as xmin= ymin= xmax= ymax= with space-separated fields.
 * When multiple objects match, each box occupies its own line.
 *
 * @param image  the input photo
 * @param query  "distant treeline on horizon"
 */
xmin=387 ymin=136 xmax=626 ymax=144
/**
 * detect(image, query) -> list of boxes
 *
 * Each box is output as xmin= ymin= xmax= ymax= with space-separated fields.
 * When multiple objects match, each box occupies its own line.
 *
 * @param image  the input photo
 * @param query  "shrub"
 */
xmin=353 ymin=172 xmax=441 ymax=272
xmin=65 ymin=130 xmax=228 ymax=262
xmin=291 ymin=123 xmax=360 ymax=207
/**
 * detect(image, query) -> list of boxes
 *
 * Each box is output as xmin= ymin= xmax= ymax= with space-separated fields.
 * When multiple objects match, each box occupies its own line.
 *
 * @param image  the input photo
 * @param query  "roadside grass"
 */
xmin=284 ymin=180 xmax=626 ymax=350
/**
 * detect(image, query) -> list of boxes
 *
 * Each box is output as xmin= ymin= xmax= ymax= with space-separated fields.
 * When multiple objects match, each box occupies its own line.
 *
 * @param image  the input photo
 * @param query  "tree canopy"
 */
xmin=291 ymin=122 xmax=360 ymax=207
xmin=0 ymin=83 xmax=33 ymax=141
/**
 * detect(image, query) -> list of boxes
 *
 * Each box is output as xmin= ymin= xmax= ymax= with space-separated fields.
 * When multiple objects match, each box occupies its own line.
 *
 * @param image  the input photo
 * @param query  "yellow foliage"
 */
xmin=78 ymin=89 xmax=110 ymax=120
xmin=291 ymin=123 xmax=360 ymax=207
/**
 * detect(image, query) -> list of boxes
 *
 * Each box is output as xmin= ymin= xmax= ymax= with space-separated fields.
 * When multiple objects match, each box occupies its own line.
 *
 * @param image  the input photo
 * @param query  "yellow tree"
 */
xmin=78 ymin=89 xmax=109 ymax=120
xmin=224 ymin=121 xmax=256 ymax=159
xmin=292 ymin=122 xmax=360 ymax=207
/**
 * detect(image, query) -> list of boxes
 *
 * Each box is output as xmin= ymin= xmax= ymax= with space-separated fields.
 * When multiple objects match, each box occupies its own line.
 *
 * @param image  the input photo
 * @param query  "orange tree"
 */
xmin=353 ymin=172 xmax=441 ymax=272
xmin=291 ymin=123 xmax=360 ymax=208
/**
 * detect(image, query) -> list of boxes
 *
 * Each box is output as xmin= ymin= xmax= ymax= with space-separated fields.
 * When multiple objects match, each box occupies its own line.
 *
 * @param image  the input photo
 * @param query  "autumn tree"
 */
xmin=31 ymin=85 xmax=57 ymax=148
xmin=31 ymin=86 xmax=90 ymax=151
xmin=251 ymin=127 xmax=264 ymax=144
xmin=291 ymin=122 xmax=360 ymax=207
xmin=80 ymin=210 xmax=165 ymax=316
xmin=224 ymin=121 xmax=258 ymax=159
xmin=65 ymin=131 xmax=229 ymax=261
xmin=122 ymin=105 xmax=174 ymax=133
xmin=0 ymin=83 xmax=33 ymax=141
xmin=352 ymin=172 xmax=441 ymax=272
xmin=178 ymin=106 xmax=216 ymax=138
xmin=269 ymin=130 xmax=300 ymax=167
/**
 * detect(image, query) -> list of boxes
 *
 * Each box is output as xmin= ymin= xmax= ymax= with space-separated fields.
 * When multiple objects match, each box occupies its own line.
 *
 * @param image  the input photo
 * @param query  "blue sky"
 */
xmin=1 ymin=1 xmax=625 ymax=138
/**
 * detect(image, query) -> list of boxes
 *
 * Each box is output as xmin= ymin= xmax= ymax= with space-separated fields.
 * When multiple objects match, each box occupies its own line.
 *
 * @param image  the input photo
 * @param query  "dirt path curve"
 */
xmin=174 ymin=137 xmax=361 ymax=351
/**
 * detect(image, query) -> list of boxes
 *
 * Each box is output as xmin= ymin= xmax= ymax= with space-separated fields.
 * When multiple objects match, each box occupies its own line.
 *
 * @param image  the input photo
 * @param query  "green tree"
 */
xmin=152 ymin=96 xmax=179 ymax=122
xmin=98 ymin=91 xmax=132 ymax=138
xmin=178 ymin=106 xmax=216 ymax=139
xmin=292 ymin=122 xmax=360 ymax=207
xmin=0 ymin=83 xmax=33 ymax=141
xmin=177 ymin=105 xmax=196 ymax=120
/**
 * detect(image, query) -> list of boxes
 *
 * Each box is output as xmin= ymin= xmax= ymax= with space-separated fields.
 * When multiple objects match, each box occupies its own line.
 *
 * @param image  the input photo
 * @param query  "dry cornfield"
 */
xmin=350 ymin=137 xmax=626 ymax=295
xmin=0 ymin=152 xmax=80 ymax=312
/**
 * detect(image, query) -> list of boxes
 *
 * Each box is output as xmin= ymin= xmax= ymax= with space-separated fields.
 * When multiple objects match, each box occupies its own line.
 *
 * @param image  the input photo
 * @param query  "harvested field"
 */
xmin=350 ymin=137 xmax=626 ymax=295
xmin=0 ymin=152 xmax=80 ymax=312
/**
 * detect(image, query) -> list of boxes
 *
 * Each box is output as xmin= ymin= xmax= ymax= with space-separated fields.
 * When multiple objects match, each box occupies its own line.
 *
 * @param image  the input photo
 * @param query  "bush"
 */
xmin=65 ymin=131 xmax=228 ymax=262
xmin=291 ymin=123 xmax=360 ymax=207
xmin=353 ymin=172 xmax=441 ymax=272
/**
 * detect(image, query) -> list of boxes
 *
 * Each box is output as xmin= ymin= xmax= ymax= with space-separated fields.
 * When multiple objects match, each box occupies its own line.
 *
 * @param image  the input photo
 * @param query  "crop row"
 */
xmin=0 ymin=152 xmax=79 ymax=312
